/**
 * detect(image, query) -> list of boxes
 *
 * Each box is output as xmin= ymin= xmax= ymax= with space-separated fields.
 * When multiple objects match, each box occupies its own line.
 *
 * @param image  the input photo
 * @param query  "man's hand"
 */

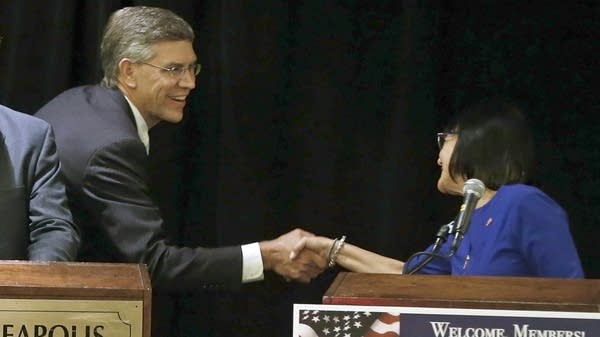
xmin=260 ymin=228 xmax=328 ymax=283
xmin=289 ymin=235 xmax=333 ymax=261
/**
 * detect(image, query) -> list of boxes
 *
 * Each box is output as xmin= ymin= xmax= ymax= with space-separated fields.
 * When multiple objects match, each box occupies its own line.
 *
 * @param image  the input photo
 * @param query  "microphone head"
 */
xmin=463 ymin=178 xmax=486 ymax=198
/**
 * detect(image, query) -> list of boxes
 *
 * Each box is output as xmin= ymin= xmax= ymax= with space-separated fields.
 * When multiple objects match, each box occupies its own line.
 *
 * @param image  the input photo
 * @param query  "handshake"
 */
xmin=259 ymin=228 xmax=344 ymax=283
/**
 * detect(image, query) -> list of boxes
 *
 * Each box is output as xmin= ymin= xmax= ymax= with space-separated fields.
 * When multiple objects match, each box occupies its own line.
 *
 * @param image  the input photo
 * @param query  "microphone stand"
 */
xmin=403 ymin=179 xmax=485 ymax=275
xmin=402 ymin=220 xmax=454 ymax=275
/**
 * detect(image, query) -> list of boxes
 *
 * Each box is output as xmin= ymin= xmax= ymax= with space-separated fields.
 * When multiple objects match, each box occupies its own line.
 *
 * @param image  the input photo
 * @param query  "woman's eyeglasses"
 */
xmin=437 ymin=132 xmax=455 ymax=149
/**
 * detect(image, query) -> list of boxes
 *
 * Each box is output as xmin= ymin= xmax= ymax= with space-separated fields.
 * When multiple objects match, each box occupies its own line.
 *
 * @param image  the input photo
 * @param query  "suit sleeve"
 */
xmin=81 ymin=139 xmax=243 ymax=292
xmin=28 ymin=125 xmax=80 ymax=261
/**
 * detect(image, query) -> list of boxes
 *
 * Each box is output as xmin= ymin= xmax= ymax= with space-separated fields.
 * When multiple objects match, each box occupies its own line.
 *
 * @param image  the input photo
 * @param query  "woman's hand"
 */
xmin=289 ymin=236 xmax=334 ymax=260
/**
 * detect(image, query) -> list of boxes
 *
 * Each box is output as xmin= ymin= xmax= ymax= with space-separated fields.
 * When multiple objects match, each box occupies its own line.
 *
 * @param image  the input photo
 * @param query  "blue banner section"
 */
xmin=402 ymin=314 xmax=597 ymax=337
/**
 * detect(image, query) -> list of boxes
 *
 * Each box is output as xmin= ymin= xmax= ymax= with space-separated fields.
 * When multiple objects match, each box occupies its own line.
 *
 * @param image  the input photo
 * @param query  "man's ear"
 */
xmin=118 ymin=58 xmax=137 ymax=88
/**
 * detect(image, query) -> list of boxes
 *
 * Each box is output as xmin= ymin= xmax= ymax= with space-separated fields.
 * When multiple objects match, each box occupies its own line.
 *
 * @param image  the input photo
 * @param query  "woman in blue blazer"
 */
xmin=291 ymin=97 xmax=584 ymax=278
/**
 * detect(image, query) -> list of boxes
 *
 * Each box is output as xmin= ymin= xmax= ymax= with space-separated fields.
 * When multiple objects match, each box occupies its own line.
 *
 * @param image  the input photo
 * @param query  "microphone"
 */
xmin=431 ymin=220 xmax=454 ymax=252
xmin=449 ymin=178 xmax=486 ymax=255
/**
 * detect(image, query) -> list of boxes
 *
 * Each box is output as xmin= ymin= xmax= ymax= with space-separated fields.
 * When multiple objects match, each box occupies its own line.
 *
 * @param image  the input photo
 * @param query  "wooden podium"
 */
xmin=323 ymin=272 xmax=600 ymax=312
xmin=0 ymin=261 xmax=151 ymax=337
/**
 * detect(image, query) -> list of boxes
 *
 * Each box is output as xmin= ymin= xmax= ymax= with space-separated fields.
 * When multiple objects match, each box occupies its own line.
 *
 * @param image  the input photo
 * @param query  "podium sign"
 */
xmin=293 ymin=304 xmax=600 ymax=337
xmin=0 ymin=261 xmax=151 ymax=337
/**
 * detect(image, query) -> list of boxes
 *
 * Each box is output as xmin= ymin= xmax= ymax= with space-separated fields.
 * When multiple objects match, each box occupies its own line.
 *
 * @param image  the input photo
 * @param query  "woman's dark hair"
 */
xmin=447 ymin=97 xmax=534 ymax=190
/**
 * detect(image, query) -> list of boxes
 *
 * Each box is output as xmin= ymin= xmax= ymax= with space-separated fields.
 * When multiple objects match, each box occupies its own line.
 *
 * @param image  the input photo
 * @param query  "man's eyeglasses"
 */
xmin=138 ymin=62 xmax=202 ymax=78
xmin=437 ymin=132 xmax=455 ymax=149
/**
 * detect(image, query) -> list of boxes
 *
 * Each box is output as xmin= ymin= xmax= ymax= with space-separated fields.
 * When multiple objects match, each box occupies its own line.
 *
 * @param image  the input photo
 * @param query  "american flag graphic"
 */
xmin=296 ymin=310 xmax=400 ymax=337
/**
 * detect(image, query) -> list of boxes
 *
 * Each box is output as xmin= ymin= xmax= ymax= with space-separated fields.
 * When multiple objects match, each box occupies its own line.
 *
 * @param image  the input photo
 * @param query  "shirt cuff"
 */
xmin=241 ymin=242 xmax=264 ymax=283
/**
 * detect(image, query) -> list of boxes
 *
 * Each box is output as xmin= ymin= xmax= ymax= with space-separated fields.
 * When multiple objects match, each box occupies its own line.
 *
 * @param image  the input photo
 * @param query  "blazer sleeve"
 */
xmin=81 ymin=139 xmax=243 ymax=292
xmin=28 ymin=125 xmax=80 ymax=261
xmin=404 ymin=242 xmax=452 ymax=275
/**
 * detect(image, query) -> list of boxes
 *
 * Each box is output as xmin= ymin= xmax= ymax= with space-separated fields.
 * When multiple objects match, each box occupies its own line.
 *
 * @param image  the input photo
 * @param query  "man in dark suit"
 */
xmin=36 ymin=6 xmax=325 ymax=335
xmin=0 ymin=104 xmax=80 ymax=261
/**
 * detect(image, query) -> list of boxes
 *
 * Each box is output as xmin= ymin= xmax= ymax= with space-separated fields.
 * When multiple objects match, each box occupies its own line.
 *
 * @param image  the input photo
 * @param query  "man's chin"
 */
xmin=163 ymin=112 xmax=184 ymax=124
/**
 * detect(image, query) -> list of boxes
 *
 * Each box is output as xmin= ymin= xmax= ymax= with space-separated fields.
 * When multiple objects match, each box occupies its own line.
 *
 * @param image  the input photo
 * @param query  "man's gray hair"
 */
xmin=100 ymin=6 xmax=194 ymax=87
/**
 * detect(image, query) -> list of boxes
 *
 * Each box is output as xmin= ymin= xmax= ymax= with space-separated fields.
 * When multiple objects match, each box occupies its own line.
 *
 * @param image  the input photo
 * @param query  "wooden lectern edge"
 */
xmin=0 ymin=258 xmax=150 ymax=269
xmin=135 ymin=262 xmax=153 ymax=291
xmin=322 ymin=272 xmax=600 ymax=312
xmin=0 ymin=260 xmax=152 ymax=296
xmin=323 ymin=269 xmax=348 ymax=297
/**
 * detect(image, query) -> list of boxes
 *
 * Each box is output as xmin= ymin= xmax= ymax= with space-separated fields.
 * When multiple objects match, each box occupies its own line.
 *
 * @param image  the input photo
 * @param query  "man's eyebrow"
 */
xmin=165 ymin=61 xmax=197 ymax=67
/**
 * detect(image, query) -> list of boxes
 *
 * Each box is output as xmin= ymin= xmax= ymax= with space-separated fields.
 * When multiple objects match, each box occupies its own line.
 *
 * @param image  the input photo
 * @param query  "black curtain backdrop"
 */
xmin=1 ymin=1 xmax=598 ymax=336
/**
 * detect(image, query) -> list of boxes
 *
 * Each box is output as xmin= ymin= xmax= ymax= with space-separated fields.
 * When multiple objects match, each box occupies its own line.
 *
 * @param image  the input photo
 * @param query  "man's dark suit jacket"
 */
xmin=36 ymin=85 xmax=243 ymax=292
xmin=0 ymin=105 xmax=80 ymax=260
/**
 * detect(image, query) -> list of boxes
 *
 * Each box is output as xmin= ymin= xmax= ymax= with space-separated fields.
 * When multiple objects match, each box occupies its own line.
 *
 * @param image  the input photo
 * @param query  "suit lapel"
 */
xmin=0 ymin=133 xmax=15 ymax=188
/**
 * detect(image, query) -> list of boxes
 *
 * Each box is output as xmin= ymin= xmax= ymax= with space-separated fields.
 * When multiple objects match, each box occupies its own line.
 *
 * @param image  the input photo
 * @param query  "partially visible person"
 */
xmin=1 ymin=103 xmax=80 ymax=261
xmin=291 ymin=97 xmax=584 ymax=278
xmin=35 ymin=7 xmax=325 ymax=334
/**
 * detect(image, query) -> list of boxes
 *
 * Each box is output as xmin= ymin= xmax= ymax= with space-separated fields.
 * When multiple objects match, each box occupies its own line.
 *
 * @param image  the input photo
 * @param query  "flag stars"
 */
xmin=299 ymin=310 xmax=399 ymax=337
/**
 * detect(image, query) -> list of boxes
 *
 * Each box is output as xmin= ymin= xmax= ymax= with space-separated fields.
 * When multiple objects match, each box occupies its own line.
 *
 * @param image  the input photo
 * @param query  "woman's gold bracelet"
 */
xmin=327 ymin=235 xmax=346 ymax=268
